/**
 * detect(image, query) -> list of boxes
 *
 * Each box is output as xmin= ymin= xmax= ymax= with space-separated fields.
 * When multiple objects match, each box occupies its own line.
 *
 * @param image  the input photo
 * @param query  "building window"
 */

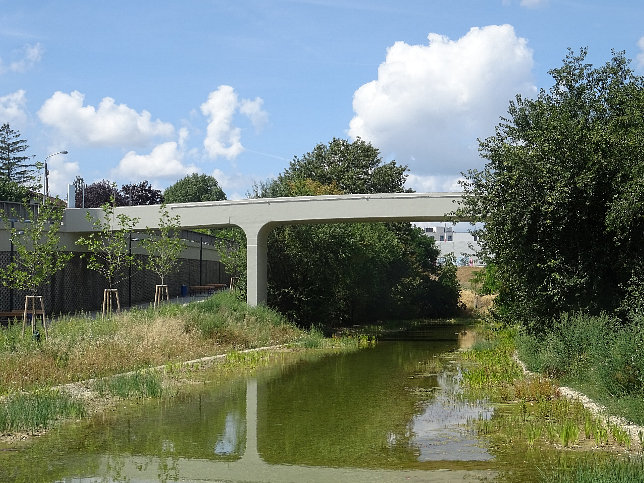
xmin=447 ymin=235 xmax=453 ymax=241
xmin=439 ymin=235 xmax=444 ymax=241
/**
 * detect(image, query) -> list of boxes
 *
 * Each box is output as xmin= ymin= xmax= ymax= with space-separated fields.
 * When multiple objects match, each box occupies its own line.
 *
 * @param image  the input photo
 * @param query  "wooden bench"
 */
xmin=0 ymin=310 xmax=45 ymax=326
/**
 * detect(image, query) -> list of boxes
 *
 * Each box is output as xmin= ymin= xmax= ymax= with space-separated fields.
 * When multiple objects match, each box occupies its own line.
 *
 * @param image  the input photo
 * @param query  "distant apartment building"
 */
xmin=422 ymin=225 xmax=482 ymax=266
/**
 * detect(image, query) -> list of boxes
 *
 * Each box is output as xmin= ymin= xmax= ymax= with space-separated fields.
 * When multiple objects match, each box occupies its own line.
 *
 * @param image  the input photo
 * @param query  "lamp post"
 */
xmin=42 ymin=151 xmax=68 ymax=203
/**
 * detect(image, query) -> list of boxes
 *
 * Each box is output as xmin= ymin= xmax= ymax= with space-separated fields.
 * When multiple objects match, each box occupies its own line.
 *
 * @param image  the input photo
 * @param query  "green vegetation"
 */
xmin=0 ymin=123 xmax=40 ymax=192
xmin=0 ymin=291 xmax=303 ymax=395
xmin=76 ymin=198 xmax=140 ymax=292
xmin=458 ymin=48 xmax=644 ymax=328
xmin=517 ymin=312 xmax=644 ymax=424
xmin=0 ymin=199 xmax=73 ymax=298
xmin=163 ymin=172 xmax=226 ymax=203
xmin=456 ymin=323 xmax=644 ymax=481
xmin=251 ymin=137 xmax=461 ymax=327
xmin=140 ymin=204 xmax=184 ymax=287
xmin=0 ymin=390 xmax=85 ymax=433
xmin=94 ymin=371 xmax=163 ymax=399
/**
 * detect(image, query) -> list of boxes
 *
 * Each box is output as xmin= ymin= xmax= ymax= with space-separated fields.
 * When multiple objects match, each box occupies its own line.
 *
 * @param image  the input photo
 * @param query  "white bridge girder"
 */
xmin=61 ymin=192 xmax=464 ymax=306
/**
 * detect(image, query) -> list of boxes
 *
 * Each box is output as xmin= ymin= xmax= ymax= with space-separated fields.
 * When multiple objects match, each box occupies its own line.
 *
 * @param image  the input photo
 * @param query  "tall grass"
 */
xmin=516 ymin=312 xmax=644 ymax=424
xmin=93 ymin=371 xmax=163 ymax=399
xmin=0 ymin=390 xmax=85 ymax=433
xmin=0 ymin=291 xmax=304 ymax=395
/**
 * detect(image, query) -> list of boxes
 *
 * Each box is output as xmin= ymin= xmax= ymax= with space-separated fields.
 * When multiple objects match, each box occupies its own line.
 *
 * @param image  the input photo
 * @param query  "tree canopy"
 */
xmin=255 ymin=138 xmax=460 ymax=327
xmin=458 ymin=49 xmax=644 ymax=328
xmin=0 ymin=124 xmax=39 ymax=197
xmin=75 ymin=178 xmax=163 ymax=207
xmin=163 ymin=173 xmax=226 ymax=203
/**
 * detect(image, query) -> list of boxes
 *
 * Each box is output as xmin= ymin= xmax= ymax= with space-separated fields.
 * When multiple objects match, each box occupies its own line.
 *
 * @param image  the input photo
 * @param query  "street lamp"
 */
xmin=42 ymin=151 xmax=68 ymax=203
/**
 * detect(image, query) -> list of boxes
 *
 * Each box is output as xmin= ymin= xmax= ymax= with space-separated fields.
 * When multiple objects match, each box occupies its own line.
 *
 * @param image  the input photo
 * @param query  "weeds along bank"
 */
xmin=457 ymin=321 xmax=644 ymax=482
xmin=0 ymin=291 xmax=375 ymax=440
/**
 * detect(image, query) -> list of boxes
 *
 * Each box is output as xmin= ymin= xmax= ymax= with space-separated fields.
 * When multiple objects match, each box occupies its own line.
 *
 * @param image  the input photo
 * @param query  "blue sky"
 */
xmin=1 ymin=0 xmax=643 ymax=200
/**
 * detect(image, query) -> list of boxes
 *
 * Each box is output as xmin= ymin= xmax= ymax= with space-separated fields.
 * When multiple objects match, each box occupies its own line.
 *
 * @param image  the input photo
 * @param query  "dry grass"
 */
xmin=459 ymin=288 xmax=496 ymax=315
xmin=0 ymin=293 xmax=304 ymax=394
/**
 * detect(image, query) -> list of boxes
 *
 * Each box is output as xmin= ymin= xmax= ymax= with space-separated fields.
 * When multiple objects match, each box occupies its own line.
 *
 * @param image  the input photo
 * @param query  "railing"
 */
xmin=0 ymin=201 xmax=39 ymax=221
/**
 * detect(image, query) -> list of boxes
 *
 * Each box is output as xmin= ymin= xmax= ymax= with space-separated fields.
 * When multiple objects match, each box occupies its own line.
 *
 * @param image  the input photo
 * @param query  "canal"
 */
xmin=2 ymin=326 xmax=508 ymax=481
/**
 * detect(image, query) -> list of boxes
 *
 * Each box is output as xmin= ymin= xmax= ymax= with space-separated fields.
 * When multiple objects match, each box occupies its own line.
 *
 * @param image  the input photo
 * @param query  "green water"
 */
xmin=0 ymin=329 xmax=506 ymax=482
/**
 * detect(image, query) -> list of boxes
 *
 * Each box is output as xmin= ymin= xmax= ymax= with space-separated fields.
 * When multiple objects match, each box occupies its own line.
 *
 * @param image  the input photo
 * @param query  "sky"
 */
xmin=1 ymin=0 xmax=643 ymax=200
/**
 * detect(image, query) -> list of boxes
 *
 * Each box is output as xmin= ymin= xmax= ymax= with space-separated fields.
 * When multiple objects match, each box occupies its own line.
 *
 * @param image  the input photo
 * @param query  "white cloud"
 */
xmin=519 ymin=0 xmax=548 ymax=8
xmin=406 ymin=173 xmax=464 ymax=193
xmin=9 ymin=43 xmax=44 ymax=73
xmin=200 ymin=85 xmax=268 ymax=160
xmin=112 ymin=142 xmax=198 ymax=181
xmin=637 ymin=36 xmax=644 ymax=70
xmin=0 ymin=43 xmax=43 ymax=74
xmin=349 ymin=24 xmax=535 ymax=176
xmin=47 ymin=155 xmax=80 ymax=198
xmin=240 ymin=97 xmax=269 ymax=131
xmin=38 ymin=90 xmax=174 ymax=147
xmin=0 ymin=90 xmax=28 ymax=124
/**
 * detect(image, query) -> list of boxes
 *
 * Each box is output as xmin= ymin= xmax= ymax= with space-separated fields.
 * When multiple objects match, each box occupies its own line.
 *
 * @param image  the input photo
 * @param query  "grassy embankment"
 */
xmin=457 ymin=319 xmax=644 ymax=482
xmin=0 ymin=291 xmax=370 ymax=436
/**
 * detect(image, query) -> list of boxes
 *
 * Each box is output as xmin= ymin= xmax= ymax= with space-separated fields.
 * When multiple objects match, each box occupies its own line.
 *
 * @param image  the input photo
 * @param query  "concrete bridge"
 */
xmin=61 ymin=192 xmax=463 ymax=306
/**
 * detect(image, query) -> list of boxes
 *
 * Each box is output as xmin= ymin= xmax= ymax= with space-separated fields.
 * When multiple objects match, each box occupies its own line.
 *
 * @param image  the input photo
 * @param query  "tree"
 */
xmin=255 ymin=139 xmax=458 ymax=326
xmin=259 ymin=137 xmax=409 ymax=197
xmin=80 ymin=180 xmax=124 ymax=208
xmin=458 ymin=49 xmax=644 ymax=328
xmin=76 ymin=199 xmax=140 ymax=303
xmin=141 ymin=204 xmax=184 ymax=286
xmin=163 ymin=173 xmax=226 ymax=203
xmin=0 ymin=199 xmax=73 ymax=296
xmin=0 ymin=178 xmax=30 ymax=202
xmin=0 ymin=123 xmax=40 ymax=190
xmin=121 ymin=181 xmax=163 ymax=206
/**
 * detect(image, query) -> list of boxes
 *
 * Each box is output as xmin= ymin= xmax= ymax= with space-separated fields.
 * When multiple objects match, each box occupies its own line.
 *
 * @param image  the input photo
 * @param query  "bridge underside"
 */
xmin=60 ymin=193 xmax=464 ymax=306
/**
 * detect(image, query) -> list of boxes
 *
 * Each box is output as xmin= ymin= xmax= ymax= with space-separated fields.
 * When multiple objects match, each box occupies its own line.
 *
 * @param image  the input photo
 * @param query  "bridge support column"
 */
xmin=243 ymin=224 xmax=270 ymax=306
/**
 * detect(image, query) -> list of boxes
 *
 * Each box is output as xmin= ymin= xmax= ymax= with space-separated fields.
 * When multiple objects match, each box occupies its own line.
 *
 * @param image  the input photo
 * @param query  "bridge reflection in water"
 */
xmin=94 ymin=378 xmax=493 ymax=482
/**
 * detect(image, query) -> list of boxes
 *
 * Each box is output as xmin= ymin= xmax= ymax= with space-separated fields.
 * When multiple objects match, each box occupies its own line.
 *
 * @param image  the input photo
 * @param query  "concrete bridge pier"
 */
xmin=241 ymin=223 xmax=272 ymax=306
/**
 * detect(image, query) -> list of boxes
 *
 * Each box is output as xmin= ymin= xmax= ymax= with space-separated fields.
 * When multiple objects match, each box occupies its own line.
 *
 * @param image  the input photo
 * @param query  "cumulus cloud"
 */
xmin=638 ymin=36 xmax=644 ymax=70
xmin=349 ymin=24 xmax=535 ymax=176
xmin=38 ymin=91 xmax=174 ymax=147
xmin=112 ymin=142 xmax=198 ymax=181
xmin=201 ymin=85 xmax=268 ymax=160
xmin=0 ymin=90 xmax=28 ymax=124
xmin=47 ymin=154 xmax=80 ymax=198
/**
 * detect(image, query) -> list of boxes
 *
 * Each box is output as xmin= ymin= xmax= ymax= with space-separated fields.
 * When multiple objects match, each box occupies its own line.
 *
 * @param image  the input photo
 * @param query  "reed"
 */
xmin=0 ymin=390 xmax=85 ymax=433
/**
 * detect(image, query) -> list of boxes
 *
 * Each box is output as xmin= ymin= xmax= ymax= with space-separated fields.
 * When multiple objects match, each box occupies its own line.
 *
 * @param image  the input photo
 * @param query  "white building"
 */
xmin=422 ymin=225 xmax=482 ymax=266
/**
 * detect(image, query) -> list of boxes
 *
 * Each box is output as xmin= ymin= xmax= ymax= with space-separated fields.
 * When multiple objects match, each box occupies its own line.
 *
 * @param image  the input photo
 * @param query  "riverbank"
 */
xmin=0 ymin=291 xmax=374 ymax=443
xmin=455 ymin=321 xmax=644 ymax=481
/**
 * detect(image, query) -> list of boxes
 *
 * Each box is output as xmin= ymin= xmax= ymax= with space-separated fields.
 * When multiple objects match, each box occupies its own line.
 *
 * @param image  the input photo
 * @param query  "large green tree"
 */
xmin=257 ymin=138 xmax=459 ymax=326
xmin=0 ymin=123 xmax=40 ymax=195
xmin=163 ymin=173 xmax=226 ymax=203
xmin=458 ymin=49 xmax=644 ymax=328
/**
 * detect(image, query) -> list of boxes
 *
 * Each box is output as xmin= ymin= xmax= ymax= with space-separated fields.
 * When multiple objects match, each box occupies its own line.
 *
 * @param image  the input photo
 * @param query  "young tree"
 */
xmin=0 ymin=199 xmax=73 ymax=334
xmin=458 ymin=49 xmax=644 ymax=328
xmin=141 ymin=204 xmax=184 ymax=287
xmin=163 ymin=173 xmax=227 ymax=203
xmin=0 ymin=123 xmax=40 ymax=190
xmin=76 ymin=199 xmax=140 ymax=311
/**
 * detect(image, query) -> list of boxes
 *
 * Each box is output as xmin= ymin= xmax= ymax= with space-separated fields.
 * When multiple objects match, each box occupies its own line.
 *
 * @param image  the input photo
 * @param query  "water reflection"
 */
xmin=0 ymin=332 xmax=499 ymax=481
xmin=411 ymin=371 xmax=493 ymax=461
